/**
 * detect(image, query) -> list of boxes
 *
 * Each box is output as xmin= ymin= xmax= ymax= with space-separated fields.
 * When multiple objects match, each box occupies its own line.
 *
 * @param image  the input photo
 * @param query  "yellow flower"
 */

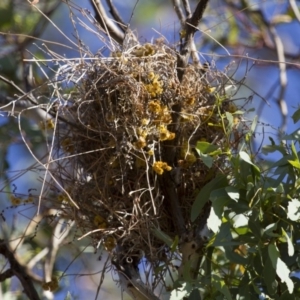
xmin=24 ymin=196 xmax=34 ymax=203
xmin=228 ymin=103 xmax=238 ymax=113
xmin=159 ymin=125 xmax=169 ymax=141
xmin=153 ymin=161 xmax=172 ymax=175
xmin=148 ymin=100 xmax=161 ymax=113
xmin=185 ymin=97 xmax=196 ymax=106
xmin=104 ymin=236 xmax=116 ymax=251
xmin=134 ymin=137 xmax=147 ymax=149
xmin=10 ymin=196 xmax=21 ymax=206
xmin=147 ymin=149 xmax=154 ymax=156
xmin=39 ymin=119 xmax=54 ymax=130
xmin=42 ymin=277 xmax=59 ymax=292
xmin=167 ymin=132 xmax=176 ymax=140
xmin=93 ymin=215 xmax=107 ymax=229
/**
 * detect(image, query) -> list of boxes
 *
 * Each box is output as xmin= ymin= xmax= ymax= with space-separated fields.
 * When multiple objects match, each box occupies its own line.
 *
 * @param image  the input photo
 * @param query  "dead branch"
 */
xmin=0 ymin=239 xmax=41 ymax=300
xmin=91 ymin=0 xmax=125 ymax=45
xmin=177 ymin=0 xmax=210 ymax=81
xmin=105 ymin=0 xmax=127 ymax=31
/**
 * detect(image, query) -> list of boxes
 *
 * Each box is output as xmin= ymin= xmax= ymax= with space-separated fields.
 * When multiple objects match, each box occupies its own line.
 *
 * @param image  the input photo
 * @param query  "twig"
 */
xmin=269 ymin=23 xmax=288 ymax=132
xmin=105 ymin=0 xmax=126 ymax=31
xmin=0 ymin=239 xmax=41 ymax=300
xmin=177 ymin=0 xmax=210 ymax=81
xmin=289 ymin=0 xmax=300 ymax=24
xmin=171 ymin=0 xmax=185 ymax=25
xmin=182 ymin=0 xmax=192 ymax=18
xmin=90 ymin=0 xmax=125 ymax=45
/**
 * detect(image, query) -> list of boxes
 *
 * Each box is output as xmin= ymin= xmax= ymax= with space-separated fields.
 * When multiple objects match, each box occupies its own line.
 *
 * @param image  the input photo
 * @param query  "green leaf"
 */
xmin=171 ymin=235 xmax=179 ymax=253
xmin=170 ymin=282 xmax=192 ymax=300
xmin=195 ymin=141 xmax=219 ymax=154
xmin=239 ymin=151 xmax=260 ymax=174
xmin=263 ymin=255 xmax=277 ymax=296
xmin=208 ymin=188 xmax=230 ymax=233
xmin=292 ymin=108 xmax=300 ymax=124
xmin=225 ymin=111 xmax=233 ymax=131
xmin=188 ymin=289 xmax=201 ymax=300
xmin=191 ymin=175 xmax=228 ymax=222
xmin=224 ymin=246 xmax=248 ymax=264
xmin=291 ymin=141 xmax=298 ymax=159
xmin=268 ymin=243 xmax=279 ymax=269
xmin=198 ymin=152 xmax=213 ymax=168
xmin=277 ymin=257 xmax=294 ymax=294
xmin=248 ymin=210 xmax=261 ymax=239
xmin=207 ymin=206 xmax=222 ymax=233
xmin=288 ymin=159 xmax=300 ymax=169
xmin=212 ymin=275 xmax=233 ymax=300
xmin=282 ymin=228 xmax=295 ymax=257
xmin=195 ymin=141 xmax=221 ymax=168
xmin=212 ymin=222 xmax=240 ymax=246
xmin=225 ymin=186 xmax=239 ymax=201
xmin=263 ymin=223 xmax=280 ymax=237
xmin=151 ymin=226 xmax=173 ymax=247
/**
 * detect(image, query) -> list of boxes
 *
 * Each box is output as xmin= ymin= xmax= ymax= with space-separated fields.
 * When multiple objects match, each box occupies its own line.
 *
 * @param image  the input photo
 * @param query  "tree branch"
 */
xmin=91 ymin=0 xmax=125 ymax=45
xmin=171 ymin=0 xmax=185 ymax=25
xmin=177 ymin=0 xmax=210 ymax=81
xmin=0 ymin=239 xmax=41 ymax=300
xmin=105 ymin=0 xmax=127 ymax=31
xmin=182 ymin=0 xmax=192 ymax=18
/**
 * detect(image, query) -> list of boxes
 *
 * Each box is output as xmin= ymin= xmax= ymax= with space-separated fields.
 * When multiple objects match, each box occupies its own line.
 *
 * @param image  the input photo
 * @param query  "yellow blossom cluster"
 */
xmin=134 ymin=136 xmax=147 ymax=149
xmin=10 ymin=195 xmax=22 ymax=206
xmin=39 ymin=119 xmax=55 ymax=131
xmin=148 ymin=100 xmax=172 ymax=124
xmin=93 ymin=215 xmax=107 ymax=229
xmin=42 ymin=277 xmax=59 ymax=292
xmin=145 ymin=72 xmax=163 ymax=97
xmin=104 ymin=236 xmax=116 ymax=251
xmin=152 ymin=161 xmax=172 ymax=175
xmin=61 ymin=138 xmax=74 ymax=153
xmin=158 ymin=125 xmax=175 ymax=141
xmin=132 ymin=43 xmax=156 ymax=57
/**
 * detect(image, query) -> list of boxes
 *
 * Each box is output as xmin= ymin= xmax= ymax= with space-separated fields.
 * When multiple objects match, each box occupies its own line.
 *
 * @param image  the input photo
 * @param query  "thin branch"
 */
xmin=105 ymin=0 xmax=126 ymax=31
xmin=185 ymin=0 xmax=209 ymax=39
xmin=44 ymin=220 xmax=75 ymax=282
xmin=269 ymin=23 xmax=288 ymax=132
xmin=182 ymin=0 xmax=192 ymax=18
xmin=171 ymin=0 xmax=185 ymax=25
xmin=90 ymin=0 xmax=125 ymax=45
xmin=0 ymin=239 xmax=41 ymax=300
xmin=0 ymin=268 xmax=13 ymax=282
xmin=177 ymin=0 xmax=210 ymax=81
xmin=289 ymin=0 xmax=300 ymax=24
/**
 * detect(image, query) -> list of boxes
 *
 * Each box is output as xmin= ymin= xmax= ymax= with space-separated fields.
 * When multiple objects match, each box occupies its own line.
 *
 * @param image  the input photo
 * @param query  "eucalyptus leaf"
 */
xmin=191 ymin=175 xmax=228 ymax=222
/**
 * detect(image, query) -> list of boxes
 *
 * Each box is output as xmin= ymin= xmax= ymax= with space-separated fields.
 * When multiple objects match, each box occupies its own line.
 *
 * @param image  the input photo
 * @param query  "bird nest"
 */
xmin=49 ymin=41 xmax=243 ymax=264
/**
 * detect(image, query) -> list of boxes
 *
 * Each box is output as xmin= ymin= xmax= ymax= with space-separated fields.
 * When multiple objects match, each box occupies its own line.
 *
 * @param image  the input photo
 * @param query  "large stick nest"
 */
xmin=50 ymin=41 xmax=241 ymax=263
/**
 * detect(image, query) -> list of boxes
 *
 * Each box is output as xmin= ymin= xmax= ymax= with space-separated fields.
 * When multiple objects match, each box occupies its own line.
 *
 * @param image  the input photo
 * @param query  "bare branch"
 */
xmin=185 ymin=0 xmax=209 ymax=40
xmin=0 ymin=268 xmax=13 ymax=282
xmin=44 ymin=220 xmax=75 ymax=283
xmin=91 ymin=0 xmax=125 ymax=45
xmin=176 ymin=0 xmax=210 ymax=81
xmin=269 ymin=23 xmax=288 ymax=132
xmin=105 ymin=0 xmax=126 ymax=31
xmin=182 ymin=0 xmax=192 ymax=18
xmin=171 ymin=0 xmax=185 ymax=25
xmin=0 ymin=239 xmax=41 ymax=300
xmin=289 ymin=0 xmax=300 ymax=24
